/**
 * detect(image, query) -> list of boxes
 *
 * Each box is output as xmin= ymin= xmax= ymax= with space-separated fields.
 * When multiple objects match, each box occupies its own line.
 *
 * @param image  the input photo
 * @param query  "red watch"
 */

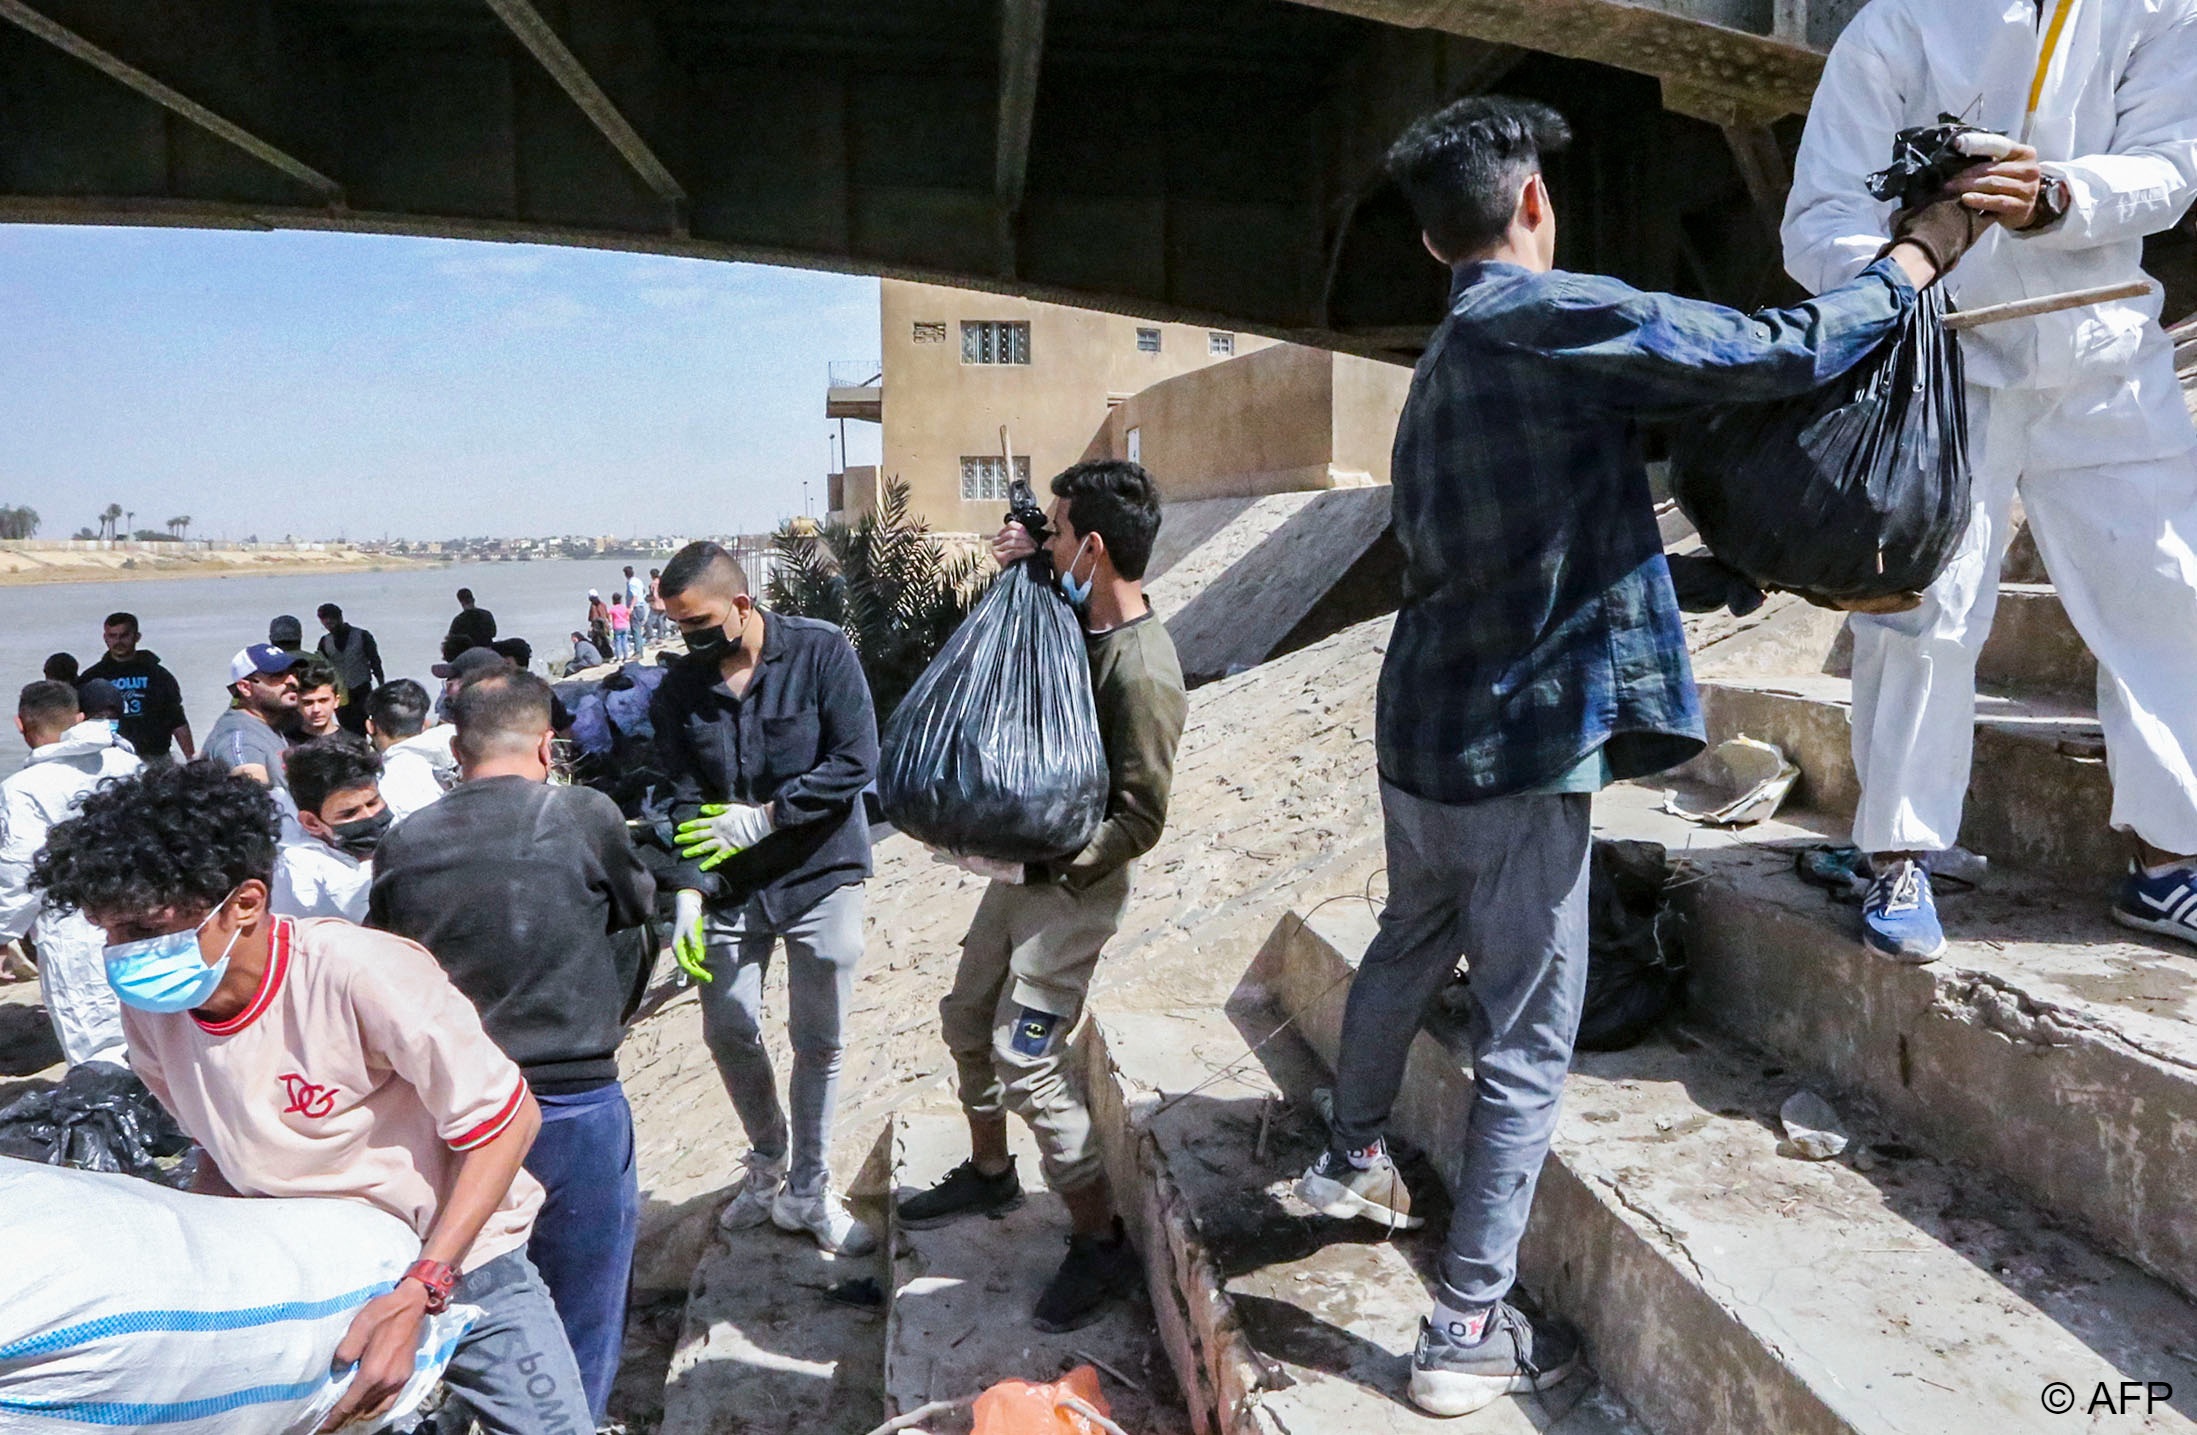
xmin=401 ymin=1258 xmax=458 ymax=1314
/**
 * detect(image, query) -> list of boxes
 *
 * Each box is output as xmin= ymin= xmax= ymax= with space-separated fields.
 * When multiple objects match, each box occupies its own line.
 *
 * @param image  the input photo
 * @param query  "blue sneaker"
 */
xmin=1861 ymin=858 xmax=1946 ymax=964
xmin=2114 ymin=863 xmax=2197 ymax=949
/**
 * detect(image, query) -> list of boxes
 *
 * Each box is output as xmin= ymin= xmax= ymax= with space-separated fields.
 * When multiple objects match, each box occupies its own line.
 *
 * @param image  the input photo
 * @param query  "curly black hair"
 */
xmin=30 ymin=761 xmax=281 ymax=922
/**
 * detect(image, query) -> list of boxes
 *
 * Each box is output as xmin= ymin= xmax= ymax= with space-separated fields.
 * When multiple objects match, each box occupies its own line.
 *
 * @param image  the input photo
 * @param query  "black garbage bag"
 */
xmin=878 ymin=552 xmax=1108 ymax=865
xmin=0 ymin=1062 xmax=195 ymax=1187
xmin=1666 ymin=120 xmax=1979 ymax=609
xmin=1577 ymin=840 xmax=1688 ymax=1053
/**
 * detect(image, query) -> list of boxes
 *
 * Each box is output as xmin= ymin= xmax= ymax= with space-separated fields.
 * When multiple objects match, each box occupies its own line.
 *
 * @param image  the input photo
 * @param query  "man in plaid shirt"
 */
xmin=1295 ymin=96 xmax=1976 ymax=1418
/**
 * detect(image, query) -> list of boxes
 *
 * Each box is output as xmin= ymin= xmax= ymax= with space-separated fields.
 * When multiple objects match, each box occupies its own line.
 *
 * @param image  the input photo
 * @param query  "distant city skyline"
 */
xmin=0 ymin=226 xmax=884 ymax=542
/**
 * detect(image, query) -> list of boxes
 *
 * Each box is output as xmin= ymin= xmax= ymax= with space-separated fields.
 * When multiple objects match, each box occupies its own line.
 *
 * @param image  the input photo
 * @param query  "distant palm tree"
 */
xmin=166 ymin=515 xmax=192 ymax=539
xmin=767 ymin=475 xmax=985 ymax=720
xmin=99 ymin=503 xmax=123 ymax=541
xmin=0 ymin=504 xmax=36 ymax=540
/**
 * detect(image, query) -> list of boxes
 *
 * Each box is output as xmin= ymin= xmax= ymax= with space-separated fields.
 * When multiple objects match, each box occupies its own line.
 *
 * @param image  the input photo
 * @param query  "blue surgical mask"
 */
xmin=103 ymin=894 xmax=243 ymax=1014
xmin=1058 ymin=537 xmax=1097 ymax=607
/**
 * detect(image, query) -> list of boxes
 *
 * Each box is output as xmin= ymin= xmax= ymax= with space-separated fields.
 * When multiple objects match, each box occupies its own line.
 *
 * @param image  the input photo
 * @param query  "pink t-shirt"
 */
xmin=123 ymin=916 xmax=543 ymax=1271
xmin=610 ymin=600 xmax=630 ymax=632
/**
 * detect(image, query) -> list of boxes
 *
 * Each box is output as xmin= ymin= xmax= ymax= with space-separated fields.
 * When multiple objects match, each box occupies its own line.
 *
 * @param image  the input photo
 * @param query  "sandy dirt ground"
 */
xmin=0 ymin=546 xmax=428 ymax=586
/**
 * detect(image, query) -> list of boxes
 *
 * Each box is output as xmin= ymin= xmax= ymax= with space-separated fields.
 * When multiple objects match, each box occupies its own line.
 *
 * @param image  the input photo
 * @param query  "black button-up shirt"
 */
xmin=649 ymin=611 xmax=878 ymax=925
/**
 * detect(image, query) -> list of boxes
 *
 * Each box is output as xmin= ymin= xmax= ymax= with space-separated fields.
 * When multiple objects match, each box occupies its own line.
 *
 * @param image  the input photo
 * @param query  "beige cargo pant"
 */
xmin=940 ymin=864 xmax=1133 ymax=1192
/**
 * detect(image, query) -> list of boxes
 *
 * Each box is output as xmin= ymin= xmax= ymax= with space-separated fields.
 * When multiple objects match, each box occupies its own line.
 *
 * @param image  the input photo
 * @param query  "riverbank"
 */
xmin=0 ymin=546 xmax=437 ymax=587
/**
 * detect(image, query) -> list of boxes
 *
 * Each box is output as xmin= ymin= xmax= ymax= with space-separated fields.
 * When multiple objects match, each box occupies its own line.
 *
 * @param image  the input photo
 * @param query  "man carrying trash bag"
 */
xmin=895 ymin=460 xmax=1189 ymax=1334
xmin=1291 ymin=97 xmax=1970 ymax=1420
xmin=1785 ymin=0 xmax=2197 ymax=962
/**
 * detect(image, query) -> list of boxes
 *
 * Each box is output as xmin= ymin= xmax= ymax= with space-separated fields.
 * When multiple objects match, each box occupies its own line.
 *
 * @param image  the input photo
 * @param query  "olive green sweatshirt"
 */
xmin=1045 ymin=611 xmax=1188 ymax=891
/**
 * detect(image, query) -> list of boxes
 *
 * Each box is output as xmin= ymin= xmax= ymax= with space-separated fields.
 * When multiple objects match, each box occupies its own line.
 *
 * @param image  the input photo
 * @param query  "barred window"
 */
xmin=962 ymin=320 xmax=1032 ymax=365
xmin=960 ymin=454 xmax=1032 ymax=502
xmin=1136 ymin=327 xmax=1161 ymax=353
xmin=1208 ymin=330 xmax=1235 ymax=356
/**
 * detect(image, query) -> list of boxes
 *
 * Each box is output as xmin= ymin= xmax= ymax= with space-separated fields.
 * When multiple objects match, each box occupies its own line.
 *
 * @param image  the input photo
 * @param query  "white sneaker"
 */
xmin=717 ymin=1156 xmax=788 ymax=1231
xmin=771 ymin=1186 xmax=879 ymax=1256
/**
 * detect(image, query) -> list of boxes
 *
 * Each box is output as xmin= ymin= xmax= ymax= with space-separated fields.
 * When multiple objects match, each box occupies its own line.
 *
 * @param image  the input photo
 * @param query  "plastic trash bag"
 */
xmin=1577 ymin=840 xmax=1688 ymax=1053
xmin=878 ymin=557 xmax=1108 ymax=864
xmin=1667 ymin=122 xmax=1980 ymax=610
xmin=972 ymin=1365 xmax=1117 ymax=1435
xmin=0 ymin=1161 xmax=476 ymax=1434
xmin=0 ymin=1060 xmax=194 ymax=1187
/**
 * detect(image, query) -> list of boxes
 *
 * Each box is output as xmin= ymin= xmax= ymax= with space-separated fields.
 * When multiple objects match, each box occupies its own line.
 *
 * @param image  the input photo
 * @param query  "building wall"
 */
xmin=878 ymin=280 xmax=1275 ymax=533
xmin=1091 ymin=345 xmax=1412 ymax=502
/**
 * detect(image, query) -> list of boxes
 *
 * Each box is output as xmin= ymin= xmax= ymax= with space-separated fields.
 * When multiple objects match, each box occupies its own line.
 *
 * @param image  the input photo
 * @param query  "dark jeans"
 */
xmin=524 ymin=1081 xmax=640 ymax=1423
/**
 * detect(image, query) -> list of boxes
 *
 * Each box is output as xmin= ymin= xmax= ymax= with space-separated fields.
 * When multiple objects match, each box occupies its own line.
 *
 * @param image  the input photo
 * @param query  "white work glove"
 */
xmin=672 ymin=889 xmax=710 ymax=984
xmin=675 ymin=802 xmax=776 ymax=872
xmin=931 ymin=847 xmax=1026 ymax=885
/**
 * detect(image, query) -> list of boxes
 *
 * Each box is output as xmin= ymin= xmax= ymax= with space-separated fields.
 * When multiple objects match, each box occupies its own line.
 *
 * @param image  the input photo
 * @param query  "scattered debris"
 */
xmin=1663 ymin=737 xmax=1799 ymax=827
xmin=1071 ymin=1348 xmax=1146 ymax=1394
xmin=825 ymin=1276 xmax=885 ymax=1310
xmin=1779 ymin=1090 xmax=1850 ymax=1161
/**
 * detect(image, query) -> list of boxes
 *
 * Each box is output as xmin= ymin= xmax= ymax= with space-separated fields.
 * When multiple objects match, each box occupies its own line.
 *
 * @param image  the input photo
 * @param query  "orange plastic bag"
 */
xmin=970 ymin=1365 xmax=1118 ymax=1435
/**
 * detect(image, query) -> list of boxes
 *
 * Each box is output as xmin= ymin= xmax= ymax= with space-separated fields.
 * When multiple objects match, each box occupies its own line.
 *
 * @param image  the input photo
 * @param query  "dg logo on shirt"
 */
xmin=278 ymin=1072 xmax=338 ymax=1119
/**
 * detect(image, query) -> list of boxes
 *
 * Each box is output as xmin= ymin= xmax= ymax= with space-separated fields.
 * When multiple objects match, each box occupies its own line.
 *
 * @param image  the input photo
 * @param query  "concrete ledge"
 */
xmin=1699 ymin=676 xmax=2121 ymax=888
xmin=1981 ymin=585 xmax=2095 ymax=700
xmin=1264 ymin=897 xmax=2197 ymax=1435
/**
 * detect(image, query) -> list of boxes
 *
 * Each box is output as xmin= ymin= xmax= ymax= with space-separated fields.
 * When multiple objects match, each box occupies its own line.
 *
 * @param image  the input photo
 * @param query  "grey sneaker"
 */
xmin=1296 ymin=1142 xmax=1424 ymax=1231
xmin=771 ymin=1186 xmax=879 ymax=1256
xmin=1409 ymin=1301 xmax=1581 ymax=1418
xmin=716 ymin=1155 xmax=787 ymax=1231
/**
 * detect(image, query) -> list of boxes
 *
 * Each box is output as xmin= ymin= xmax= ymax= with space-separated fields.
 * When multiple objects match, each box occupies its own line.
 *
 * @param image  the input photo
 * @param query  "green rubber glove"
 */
xmin=672 ymin=889 xmax=710 ymax=984
xmin=675 ymin=802 xmax=776 ymax=872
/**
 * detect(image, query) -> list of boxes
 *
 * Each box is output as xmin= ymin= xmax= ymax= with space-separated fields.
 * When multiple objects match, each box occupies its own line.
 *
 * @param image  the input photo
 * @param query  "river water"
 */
xmin=1 ymin=558 xmax=654 ymax=773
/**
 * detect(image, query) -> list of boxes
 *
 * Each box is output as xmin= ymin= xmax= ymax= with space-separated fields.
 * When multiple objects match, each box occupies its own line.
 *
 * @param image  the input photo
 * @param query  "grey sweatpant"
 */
xmin=440 ymin=1248 xmax=593 ymax=1435
xmin=1329 ymin=781 xmax=1592 ymax=1311
xmin=697 ymin=884 xmax=865 ymax=1198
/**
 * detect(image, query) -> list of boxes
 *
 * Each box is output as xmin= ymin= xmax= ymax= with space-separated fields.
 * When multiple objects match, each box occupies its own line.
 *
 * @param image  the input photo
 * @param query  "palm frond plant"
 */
xmin=767 ymin=476 xmax=988 ymax=719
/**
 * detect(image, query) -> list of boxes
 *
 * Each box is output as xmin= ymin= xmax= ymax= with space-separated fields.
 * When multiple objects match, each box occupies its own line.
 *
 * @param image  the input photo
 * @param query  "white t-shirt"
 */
xmin=124 ymin=916 xmax=543 ymax=1271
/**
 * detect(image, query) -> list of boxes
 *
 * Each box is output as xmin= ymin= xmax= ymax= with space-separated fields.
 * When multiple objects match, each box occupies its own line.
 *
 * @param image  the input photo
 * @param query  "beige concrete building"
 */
xmin=827 ymin=280 xmax=1408 ymax=533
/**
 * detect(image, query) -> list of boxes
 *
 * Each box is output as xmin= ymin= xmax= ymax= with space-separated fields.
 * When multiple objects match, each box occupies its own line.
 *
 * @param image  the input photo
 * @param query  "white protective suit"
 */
xmin=1784 ymin=0 xmax=2197 ymax=860
xmin=0 ymin=720 xmax=142 ymax=1066
xmin=270 ymin=817 xmax=372 ymax=923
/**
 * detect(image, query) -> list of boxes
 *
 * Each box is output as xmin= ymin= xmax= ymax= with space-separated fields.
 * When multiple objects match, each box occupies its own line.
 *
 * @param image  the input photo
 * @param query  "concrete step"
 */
xmin=1593 ymin=780 xmax=2197 ymax=1308
xmin=1263 ymin=898 xmax=2197 ymax=1435
xmin=883 ymin=1112 xmax=1189 ymax=1434
xmin=657 ymin=1136 xmax=892 ymax=1435
xmin=1081 ymin=986 xmax=1645 ymax=1434
xmin=1697 ymin=673 xmax=2121 ymax=889
xmin=1982 ymin=583 xmax=2096 ymax=701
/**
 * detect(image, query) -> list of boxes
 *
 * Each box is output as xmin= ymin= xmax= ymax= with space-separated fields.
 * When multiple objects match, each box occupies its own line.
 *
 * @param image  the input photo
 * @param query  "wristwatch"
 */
xmin=401 ymin=1258 xmax=459 ymax=1314
xmin=2022 ymin=172 xmax=2071 ymax=231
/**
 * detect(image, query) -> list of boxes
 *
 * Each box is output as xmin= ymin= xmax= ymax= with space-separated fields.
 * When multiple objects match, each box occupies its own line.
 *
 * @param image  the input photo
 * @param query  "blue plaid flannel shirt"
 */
xmin=1378 ymin=255 xmax=1917 ymax=804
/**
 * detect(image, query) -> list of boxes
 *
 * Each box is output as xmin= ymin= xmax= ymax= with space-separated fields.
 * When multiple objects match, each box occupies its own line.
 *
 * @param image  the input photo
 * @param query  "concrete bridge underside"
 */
xmin=1 ymin=0 xmax=2189 ymax=356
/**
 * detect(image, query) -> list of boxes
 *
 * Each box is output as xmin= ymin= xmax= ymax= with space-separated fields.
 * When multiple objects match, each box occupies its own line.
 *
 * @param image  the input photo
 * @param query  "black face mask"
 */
xmin=327 ymin=807 xmax=393 ymax=859
xmin=683 ymin=624 xmax=730 ymax=659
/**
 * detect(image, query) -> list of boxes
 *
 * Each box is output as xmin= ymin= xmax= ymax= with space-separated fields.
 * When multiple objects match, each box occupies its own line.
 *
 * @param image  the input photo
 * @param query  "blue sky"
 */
xmin=0 ymin=226 xmax=882 ymax=542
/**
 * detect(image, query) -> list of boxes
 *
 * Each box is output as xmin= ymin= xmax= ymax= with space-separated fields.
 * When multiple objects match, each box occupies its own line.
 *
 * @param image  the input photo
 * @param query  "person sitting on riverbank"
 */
xmin=81 ymin=613 xmax=193 ymax=765
xmin=204 ymin=645 xmax=302 ymax=796
xmin=368 ymin=679 xmax=454 ymax=823
xmin=568 ymin=630 xmax=606 ymax=674
xmin=271 ymin=735 xmax=387 ymax=923
xmin=292 ymin=658 xmax=343 ymax=741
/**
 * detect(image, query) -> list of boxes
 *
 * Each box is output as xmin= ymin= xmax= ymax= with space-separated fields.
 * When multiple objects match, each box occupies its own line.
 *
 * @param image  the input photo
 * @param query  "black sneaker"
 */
xmin=1032 ymin=1217 xmax=1139 ymax=1333
xmin=895 ymin=1156 xmax=1026 ymax=1229
xmin=1409 ymin=1300 xmax=1581 ymax=1417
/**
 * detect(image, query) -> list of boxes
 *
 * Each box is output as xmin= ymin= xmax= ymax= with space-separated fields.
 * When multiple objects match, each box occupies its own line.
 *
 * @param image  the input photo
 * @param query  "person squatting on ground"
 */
xmin=270 ymin=734 xmax=389 ymax=923
xmin=81 ymin=611 xmax=193 ymax=764
xmin=27 ymin=762 xmax=591 ymax=1433
xmin=895 ymin=460 xmax=1189 ymax=1334
xmin=370 ymin=668 xmax=656 ymax=1422
xmin=316 ymin=603 xmax=386 ymax=737
xmin=1295 ymin=96 xmax=1971 ymax=1418
xmin=652 ymin=540 xmax=882 ymax=1256
xmin=1784 ymin=0 xmax=2197 ymax=962
xmin=0 ymin=680 xmax=141 ymax=1067
xmin=204 ymin=643 xmax=304 ymax=797
xmin=368 ymin=678 xmax=456 ymax=823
